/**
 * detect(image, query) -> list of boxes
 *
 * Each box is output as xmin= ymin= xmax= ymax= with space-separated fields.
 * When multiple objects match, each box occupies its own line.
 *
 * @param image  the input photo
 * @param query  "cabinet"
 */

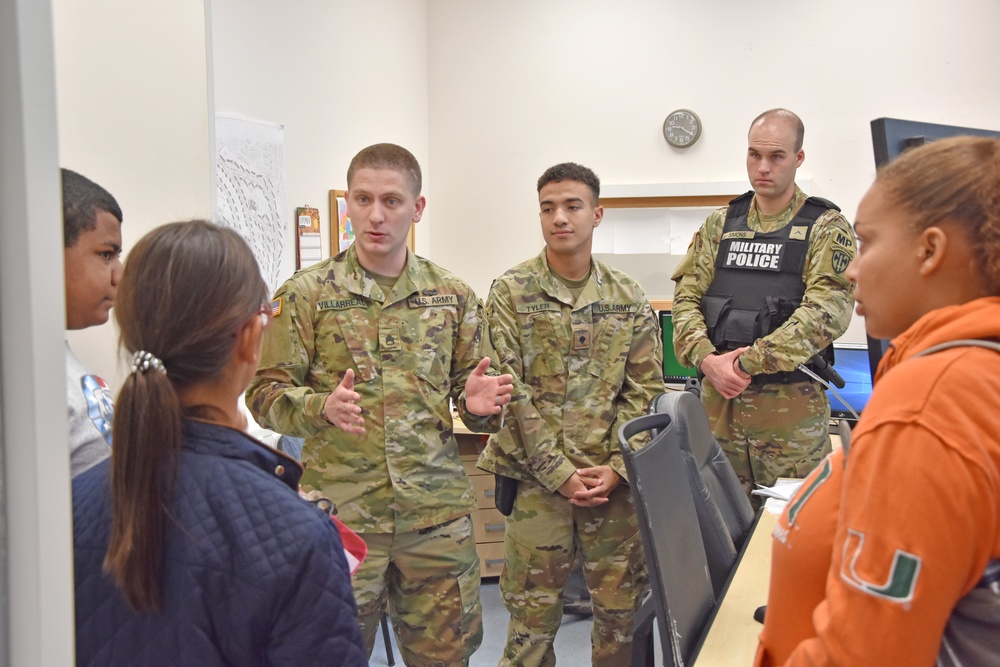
xmin=455 ymin=420 xmax=506 ymax=578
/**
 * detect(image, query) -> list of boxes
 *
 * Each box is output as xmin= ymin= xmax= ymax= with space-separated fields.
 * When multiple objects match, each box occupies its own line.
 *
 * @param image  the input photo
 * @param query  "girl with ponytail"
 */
xmin=73 ymin=220 xmax=366 ymax=666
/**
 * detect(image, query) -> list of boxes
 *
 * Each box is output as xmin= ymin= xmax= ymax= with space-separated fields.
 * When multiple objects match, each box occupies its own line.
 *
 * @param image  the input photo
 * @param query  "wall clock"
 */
xmin=663 ymin=109 xmax=702 ymax=148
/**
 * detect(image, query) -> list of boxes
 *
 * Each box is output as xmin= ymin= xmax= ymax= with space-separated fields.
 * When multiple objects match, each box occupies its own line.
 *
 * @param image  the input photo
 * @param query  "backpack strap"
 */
xmin=913 ymin=339 xmax=1000 ymax=358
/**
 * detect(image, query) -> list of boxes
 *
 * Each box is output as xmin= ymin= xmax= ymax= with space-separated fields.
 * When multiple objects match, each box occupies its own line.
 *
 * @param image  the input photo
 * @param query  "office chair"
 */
xmin=619 ymin=412 xmax=715 ymax=667
xmin=648 ymin=391 xmax=755 ymax=597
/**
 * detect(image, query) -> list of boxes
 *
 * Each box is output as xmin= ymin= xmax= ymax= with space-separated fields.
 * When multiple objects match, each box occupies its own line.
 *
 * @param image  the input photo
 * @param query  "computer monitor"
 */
xmin=827 ymin=342 xmax=872 ymax=421
xmin=867 ymin=118 xmax=1000 ymax=378
xmin=659 ymin=310 xmax=698 ymax=384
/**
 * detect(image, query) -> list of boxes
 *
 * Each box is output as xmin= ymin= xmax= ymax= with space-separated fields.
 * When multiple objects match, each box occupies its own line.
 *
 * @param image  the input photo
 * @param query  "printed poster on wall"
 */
xmin=215 ymin=114 xmax=287 ymax=294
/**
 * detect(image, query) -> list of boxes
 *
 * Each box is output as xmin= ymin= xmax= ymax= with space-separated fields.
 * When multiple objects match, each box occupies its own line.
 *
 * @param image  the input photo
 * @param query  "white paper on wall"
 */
xmin=597 ymin=207 xmax=712 ymax=255
xmin=215 ymin=115 xmax=287 ymax=294
xmin=668 ymin=208 xmax=710 ymax=255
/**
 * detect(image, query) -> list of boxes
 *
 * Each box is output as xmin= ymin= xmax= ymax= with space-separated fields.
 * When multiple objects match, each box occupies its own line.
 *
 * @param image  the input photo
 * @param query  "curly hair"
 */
xmin=537 ymin=162 xmax=600 ymax=204
xmin=876 ymin=136 xmax=1000 ymax=293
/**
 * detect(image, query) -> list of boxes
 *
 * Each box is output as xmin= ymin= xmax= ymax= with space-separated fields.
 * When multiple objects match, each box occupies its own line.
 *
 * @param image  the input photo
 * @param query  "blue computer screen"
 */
xmin=826 ymin=343 xmax=872 ymax=419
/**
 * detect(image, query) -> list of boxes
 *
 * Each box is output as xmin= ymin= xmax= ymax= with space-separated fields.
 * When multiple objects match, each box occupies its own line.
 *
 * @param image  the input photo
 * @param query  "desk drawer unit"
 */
xmin=456 ymin=428 xmax=506 ymax=579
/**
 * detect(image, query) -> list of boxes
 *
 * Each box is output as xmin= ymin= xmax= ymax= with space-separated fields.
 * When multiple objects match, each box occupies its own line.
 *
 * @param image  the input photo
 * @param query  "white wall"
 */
xmin=1 ymin=0 xmax=76 ymax=661
xmin=427 ymin=0 xmax=1000 ymax=343
xmin=55 ymin=0 xmax=213 ymax=389
xmin=210 ymin=0 xmax=431 ymax=280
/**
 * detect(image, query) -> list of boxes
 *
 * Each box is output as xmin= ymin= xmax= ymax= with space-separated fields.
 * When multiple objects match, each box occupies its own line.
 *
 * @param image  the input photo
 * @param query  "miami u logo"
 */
xmin=786 ymin=457 xmax=833 ymax=526
xmin=840 ymin=529 xmax=922 ymax=603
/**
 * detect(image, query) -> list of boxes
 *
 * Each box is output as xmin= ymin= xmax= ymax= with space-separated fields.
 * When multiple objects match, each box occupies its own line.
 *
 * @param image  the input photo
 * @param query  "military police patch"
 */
xmin=831 ymin=249 xmax=851 ymax=274
xmin=833 ymin=230 xmax=855 ymax=248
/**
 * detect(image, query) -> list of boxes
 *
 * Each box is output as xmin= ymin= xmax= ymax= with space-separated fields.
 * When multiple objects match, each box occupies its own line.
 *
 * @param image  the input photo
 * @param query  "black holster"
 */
xmin=494 ymin=474 xmax=519 ymax=516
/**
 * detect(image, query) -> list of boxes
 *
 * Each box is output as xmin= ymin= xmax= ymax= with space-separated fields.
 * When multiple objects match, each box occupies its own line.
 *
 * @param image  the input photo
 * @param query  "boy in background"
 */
xmin=62 ymin=168 xmax=122 ymax=477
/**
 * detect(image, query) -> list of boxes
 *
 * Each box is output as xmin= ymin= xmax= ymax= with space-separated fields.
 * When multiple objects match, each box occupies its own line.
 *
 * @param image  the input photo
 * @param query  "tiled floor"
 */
xmin=368 ymin=579 xmax=596 ymax=666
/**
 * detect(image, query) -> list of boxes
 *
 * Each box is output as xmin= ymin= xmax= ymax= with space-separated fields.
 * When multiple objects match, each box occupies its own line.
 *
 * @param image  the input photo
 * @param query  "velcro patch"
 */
xmin=833 ymin=230 xmax=855 ymax=248
xmin=593 ymin=303 xmax=638 ymax=314
xmin=270 ymin=297 xmax=282 ymax=318
xmin=380 ymin=328 xmax=401 ymax=351
xmin=317 ymin=297 xmax=367 ymax=311
xmin=832 ymin=249 xmax=851 ymax=274
xmin=516 ymin=301 xmax=558 ymax=314
xmin=408 ymin=294 xmax=458 ymax=308
xmin=722 ymin=230 xmax=755 ymax=240
xmin=789 ymin=226 xmax=809 ymax=241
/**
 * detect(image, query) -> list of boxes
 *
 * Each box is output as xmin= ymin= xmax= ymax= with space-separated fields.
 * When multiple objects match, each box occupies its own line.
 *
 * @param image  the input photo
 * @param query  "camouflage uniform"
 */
xmin=246 ymin=245 xmax=500 ymax=667
xmin=478 ymin=251 xmax=663 ymax=667
xmin=671 ymin=186 xmax=855 ymax=495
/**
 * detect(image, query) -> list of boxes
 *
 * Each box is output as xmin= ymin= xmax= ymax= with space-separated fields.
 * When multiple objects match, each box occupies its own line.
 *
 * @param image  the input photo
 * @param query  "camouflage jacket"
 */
xmin=477 ymin=250 xmax=664 ymax=491
xmin=671 ymin=186 xmax=855 ymax=375
xmin=246 ymin=245 xmax=500 ymax=533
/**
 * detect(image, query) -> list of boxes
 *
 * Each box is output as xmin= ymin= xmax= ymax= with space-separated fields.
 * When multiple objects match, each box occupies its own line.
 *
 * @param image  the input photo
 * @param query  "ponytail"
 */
xmin=103 ymin=358 xmax=181 ymax=611
xmin=102 ymin=220 xmax=268 ymax=612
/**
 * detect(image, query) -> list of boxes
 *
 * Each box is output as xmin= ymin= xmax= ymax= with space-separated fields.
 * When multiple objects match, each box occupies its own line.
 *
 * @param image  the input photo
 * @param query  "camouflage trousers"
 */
xmin=353 ymin=515 xmax=483 ymax=667
xmin=702 ymin=379 xmax=831 ymax=500
xmin=499 ymin=483 xmax=647 ymax=667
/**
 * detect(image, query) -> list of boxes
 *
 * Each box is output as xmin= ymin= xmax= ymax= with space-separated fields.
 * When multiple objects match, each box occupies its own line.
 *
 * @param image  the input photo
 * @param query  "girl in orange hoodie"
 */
xmin=755 ymin=136 xmax=1000 ymax=666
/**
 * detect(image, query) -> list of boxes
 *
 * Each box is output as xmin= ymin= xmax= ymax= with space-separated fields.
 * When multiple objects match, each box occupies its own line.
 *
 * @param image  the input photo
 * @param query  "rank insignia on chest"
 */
xmin=380 ymin=328 xmax=401 ymax=351
xmin=573 ymin=325 xmax=591 ymax=350
xmin=789 ymin=226 xmax=809 ymax=241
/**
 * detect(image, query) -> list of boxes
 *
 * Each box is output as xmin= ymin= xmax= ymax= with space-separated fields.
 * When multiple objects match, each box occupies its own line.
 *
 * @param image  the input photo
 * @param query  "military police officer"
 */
xmin=246 ymin=143 xmax=513 ymax=667
xmin=477 ymin=163 xmax=663 ymax=666
xmin=671 ymin=109 xmax=856 ymax=497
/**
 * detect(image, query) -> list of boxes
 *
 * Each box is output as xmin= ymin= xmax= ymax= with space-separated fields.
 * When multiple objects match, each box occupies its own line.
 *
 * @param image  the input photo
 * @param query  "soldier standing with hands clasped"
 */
xmin=478 ymin=162 xmax=663 ymax=666
xmin=671 ymin=109 xmax=855 ymax=497
xmin=247 ymin=143 xmax=513 ymax=667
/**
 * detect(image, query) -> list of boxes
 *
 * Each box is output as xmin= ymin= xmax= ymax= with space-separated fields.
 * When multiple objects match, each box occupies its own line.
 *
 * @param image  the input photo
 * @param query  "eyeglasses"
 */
xmin=253 ymin=301 xmax=272 ymax=329
xmin=235 ymin=301 xmax=272 ymax=337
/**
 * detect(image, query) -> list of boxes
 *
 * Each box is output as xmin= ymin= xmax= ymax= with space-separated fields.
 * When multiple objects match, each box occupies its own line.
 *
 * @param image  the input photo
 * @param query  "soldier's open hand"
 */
xmin=323 ymin=368 xmax=366 ymax=435
xmin=464 ymin=357 xmax=515 ymax=416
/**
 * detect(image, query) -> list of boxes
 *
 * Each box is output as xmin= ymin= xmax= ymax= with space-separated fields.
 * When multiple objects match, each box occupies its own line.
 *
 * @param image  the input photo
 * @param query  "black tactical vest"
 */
xmin=701 ymin=191 xmax=839 ymax=384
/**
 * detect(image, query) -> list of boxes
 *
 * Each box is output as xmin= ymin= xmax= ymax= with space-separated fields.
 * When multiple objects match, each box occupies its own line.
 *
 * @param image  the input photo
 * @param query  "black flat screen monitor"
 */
xmin=827 ymin=342 xmax=872 ymax=421
xmin=659 ymin=310 xmax=698 ymax=384
xmin=867 ymin=118 xmax=1000 ymax=378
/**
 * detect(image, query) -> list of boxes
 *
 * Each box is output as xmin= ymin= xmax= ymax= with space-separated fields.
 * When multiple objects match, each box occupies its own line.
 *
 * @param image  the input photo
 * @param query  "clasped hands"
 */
xmin=322 ymin=357 xmax=514 ymax=435
xmin=700 ymin=346 xmax=751 ymax=399
xmin=558 ymin=466 xmax=622 ymax=507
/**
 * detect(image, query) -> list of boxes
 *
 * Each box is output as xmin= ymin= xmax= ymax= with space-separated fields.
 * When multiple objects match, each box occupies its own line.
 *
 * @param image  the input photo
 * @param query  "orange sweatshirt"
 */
xmin=755 ymin=297 xmax=1000 ymax=666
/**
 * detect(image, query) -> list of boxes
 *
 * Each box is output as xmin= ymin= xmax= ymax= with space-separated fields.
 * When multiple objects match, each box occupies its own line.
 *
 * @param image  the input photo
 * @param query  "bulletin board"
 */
xmin=294 ymin=206 xmax=321 ymax=269
xmin=330 ymin=189 xmax=415 ymax=254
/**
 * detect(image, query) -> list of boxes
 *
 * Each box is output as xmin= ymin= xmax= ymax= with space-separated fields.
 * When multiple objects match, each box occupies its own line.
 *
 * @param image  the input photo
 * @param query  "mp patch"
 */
xmin=832 ymin=249 xmax=851 ymax=274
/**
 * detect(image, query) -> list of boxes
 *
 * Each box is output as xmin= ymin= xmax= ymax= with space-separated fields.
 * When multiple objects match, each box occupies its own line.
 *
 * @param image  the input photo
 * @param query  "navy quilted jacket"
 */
xmin=73 ymin=420 xmax=368 ymax=666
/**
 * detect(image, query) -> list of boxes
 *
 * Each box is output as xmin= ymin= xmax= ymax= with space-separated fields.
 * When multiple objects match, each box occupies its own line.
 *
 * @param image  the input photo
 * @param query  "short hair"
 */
xmin=536 ymin=162 xmax=601 ymax=204
xmin=749 ymin=109 xmax=805 ymax=153
xmin=346 ymin=143 xmax=422 ymax=196
xmin=876 ymin=136 xmax=1000 ymax=293
xmin=61 ymin=168 xmax=123 ymax=248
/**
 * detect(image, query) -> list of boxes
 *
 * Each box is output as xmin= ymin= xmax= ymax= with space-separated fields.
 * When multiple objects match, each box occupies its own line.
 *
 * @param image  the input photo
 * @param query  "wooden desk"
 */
xmin=696 ymin=510 xmax=779 ymax=665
